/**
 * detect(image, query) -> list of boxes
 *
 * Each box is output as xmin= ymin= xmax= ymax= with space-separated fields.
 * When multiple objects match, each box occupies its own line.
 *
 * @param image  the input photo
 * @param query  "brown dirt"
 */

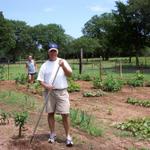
xmin=0 ymin=80 xmax=150 ymax=150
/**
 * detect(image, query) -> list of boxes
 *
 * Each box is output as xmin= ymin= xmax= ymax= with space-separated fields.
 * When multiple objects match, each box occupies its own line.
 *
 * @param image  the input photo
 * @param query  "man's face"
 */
xmin=48 ymin=50 xmax=58 ymax=60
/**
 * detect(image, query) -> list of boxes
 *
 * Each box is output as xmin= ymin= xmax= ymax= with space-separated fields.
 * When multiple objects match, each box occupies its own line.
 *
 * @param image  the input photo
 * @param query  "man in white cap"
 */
xmin=37 ymin=43 xmax=73 ymax=146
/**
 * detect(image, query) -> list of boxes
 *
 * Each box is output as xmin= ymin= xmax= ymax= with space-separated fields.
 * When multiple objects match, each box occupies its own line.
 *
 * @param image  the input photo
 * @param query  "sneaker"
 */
xmin=66 ymin=138 xmax=73 ymax=147
xmin=48 ymin=134 xmax=56 ymax=143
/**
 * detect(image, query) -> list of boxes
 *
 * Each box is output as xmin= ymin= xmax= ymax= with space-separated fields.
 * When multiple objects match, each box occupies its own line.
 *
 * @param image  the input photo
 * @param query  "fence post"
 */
xmin=99 ymin=56 xmax=102 ymax=81
xmin=119 ymin=59 xmax=122 ymax=78
xmin=7 ymin=60 xmax=10 ymax=80
xmin=79 ymin=48 xmax=83 ymax=74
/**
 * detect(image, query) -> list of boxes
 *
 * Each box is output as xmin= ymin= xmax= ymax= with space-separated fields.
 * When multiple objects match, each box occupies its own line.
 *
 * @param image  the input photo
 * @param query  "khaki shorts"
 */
xmin=44 ymin=89 xmax=70 ymax=114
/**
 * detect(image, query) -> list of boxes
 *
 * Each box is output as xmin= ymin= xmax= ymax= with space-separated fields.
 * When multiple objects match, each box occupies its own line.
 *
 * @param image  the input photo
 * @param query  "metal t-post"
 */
xmin=30 ymin=65 xmax=60 ymax=144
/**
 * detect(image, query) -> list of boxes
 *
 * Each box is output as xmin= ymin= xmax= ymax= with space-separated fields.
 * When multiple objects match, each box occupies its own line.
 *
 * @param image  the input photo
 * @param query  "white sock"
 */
xmin=67 ymin=135 xmax=72 ymax=140
xmin=50 ymin=132 xmax=56 ymax=137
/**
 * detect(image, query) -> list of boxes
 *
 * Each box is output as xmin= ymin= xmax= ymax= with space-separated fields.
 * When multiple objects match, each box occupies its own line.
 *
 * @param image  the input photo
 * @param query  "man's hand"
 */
xmin=59 ymin=59 xmax=65 ymax=67
xmin=40 ymin=81 xmax=53 ymax=91
xmin=46 ymin=84 xmax=53 ymax=91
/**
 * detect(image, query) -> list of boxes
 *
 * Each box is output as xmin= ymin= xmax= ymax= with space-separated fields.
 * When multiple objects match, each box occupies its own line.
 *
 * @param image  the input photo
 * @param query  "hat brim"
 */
xmin=48 ymin=48 xmax=58 ymax=53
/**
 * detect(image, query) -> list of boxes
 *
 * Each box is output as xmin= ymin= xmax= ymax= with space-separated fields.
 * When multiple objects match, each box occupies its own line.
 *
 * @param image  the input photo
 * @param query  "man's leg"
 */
xmin=61 ymin=114 xmax=73 ymax=146
xmin=61 ymin=114 xmax=70 ymax=136
xmin=47 ymin=113 xmax=56 ymax=143
xmin=48 ymin=113 xmax=55 ymax=134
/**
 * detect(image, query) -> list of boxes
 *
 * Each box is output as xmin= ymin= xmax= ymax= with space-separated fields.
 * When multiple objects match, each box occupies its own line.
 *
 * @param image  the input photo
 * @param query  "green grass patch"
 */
xmin=70 ymin=108 xmax=104 ymax=137
xmin=0 ymin=90 xmax=36 ymax=110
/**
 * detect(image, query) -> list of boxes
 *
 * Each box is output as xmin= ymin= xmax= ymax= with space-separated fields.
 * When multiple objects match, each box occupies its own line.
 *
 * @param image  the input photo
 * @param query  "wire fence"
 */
xmin=0 ymin=57 xmax=150 ymax=81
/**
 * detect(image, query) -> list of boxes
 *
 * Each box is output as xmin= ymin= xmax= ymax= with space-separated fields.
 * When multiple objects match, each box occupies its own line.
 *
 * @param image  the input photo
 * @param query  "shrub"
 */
xmin=92 ymin=77 xmax=103 ymax=89
xmin=81 ymin=74 xmax=92 ymax=81
xmin=13 ymin=111 xmax=28 ymax=137
xmin=0 ymin=65 xmax=5 ymax=80
xmin=127 ymin=71 xmax=144 ymax=87
xmin=102 ymin=76 xmax=123 ymax=92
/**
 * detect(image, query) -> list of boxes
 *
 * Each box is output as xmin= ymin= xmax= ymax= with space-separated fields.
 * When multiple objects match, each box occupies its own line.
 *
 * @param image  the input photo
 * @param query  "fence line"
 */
xmin=0 ymin=58 xmax=150 ymax=81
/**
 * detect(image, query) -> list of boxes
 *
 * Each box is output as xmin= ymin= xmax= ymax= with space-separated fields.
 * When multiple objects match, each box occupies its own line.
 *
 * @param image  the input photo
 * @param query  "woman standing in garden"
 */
xmin=26 ymin=55 xmax=37 ymax=83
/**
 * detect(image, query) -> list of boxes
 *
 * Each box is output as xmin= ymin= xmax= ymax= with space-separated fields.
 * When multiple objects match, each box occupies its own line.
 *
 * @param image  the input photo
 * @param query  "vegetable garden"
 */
xmin=0 ymin=58 xmax=150 ymax=150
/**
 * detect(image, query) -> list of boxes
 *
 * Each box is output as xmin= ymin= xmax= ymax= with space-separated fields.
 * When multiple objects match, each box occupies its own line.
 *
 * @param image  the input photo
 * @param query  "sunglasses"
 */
xmin=50 ymin=50 xmax=57 ymax=52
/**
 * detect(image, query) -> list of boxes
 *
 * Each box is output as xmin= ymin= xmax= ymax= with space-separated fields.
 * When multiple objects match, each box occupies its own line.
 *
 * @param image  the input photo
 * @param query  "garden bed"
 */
xmin=0 ymin=80 xmax=150 ymax=150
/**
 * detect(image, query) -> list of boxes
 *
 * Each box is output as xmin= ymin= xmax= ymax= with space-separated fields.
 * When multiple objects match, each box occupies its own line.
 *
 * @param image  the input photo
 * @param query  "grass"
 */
xmin=70 ymin=108 xmax=104 ymax=137
xmin=0 ymin=90 xmax=37 ymax=111
xmin=1 ymin=57 xmax=150 ymax=81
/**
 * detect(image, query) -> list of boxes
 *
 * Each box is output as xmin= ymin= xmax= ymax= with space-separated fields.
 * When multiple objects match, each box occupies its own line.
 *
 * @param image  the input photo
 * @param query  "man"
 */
xmin=26 ymin=55 xmax=37 ymax=83
xmin=37 ymin=43 xmax=73 ymax=146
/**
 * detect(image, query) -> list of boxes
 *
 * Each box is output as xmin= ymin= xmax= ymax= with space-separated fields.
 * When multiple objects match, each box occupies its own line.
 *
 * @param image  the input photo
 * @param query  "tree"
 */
xmin=127 ymin=0 xmax=150 ymax=65
xmin=0 ymin=12 xmax=15 ymax=58
xmin=111 ymin=0 xmax=150 ymax=65
xmin=31 ymin=24 xmax=67 ymax=59
xmin=8 ymin=20 xmax=35 ymax=62
xmin=82 ymin=13 xmax=115 ymax=60
xmin=70 ymin=36 xmax=100 ymax=59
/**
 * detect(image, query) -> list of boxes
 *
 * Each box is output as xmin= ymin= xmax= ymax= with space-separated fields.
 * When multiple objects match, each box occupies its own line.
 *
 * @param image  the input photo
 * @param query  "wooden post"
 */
xmin=119 ymin=59 xmax=122 ymax=78
xmin=79 ymin=48 xmax=83 ymax=74
xmin=8 ymin=59 xmax=10 ymax=80
xmin=99 ymin=56 xmax=102 ymax=81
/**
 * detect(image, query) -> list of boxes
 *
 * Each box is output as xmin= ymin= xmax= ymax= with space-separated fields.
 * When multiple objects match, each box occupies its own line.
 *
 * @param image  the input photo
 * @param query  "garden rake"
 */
xmin=30 ymin=65 xmax=60 ymax=144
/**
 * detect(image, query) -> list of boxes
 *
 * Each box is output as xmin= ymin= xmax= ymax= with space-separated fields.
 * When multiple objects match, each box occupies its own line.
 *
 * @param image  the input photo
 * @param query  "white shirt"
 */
xmin=37 ymin=58 xmax=72 ymax=89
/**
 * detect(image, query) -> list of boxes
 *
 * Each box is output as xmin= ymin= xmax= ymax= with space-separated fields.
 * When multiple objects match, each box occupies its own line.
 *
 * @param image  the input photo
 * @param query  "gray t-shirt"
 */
xmin=26 ymin=60 xmax=36 ymax=74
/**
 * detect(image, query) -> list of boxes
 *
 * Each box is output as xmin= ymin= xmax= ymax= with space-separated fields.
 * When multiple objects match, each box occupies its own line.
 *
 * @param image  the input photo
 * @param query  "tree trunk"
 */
xmin=129 ymin=56 xmax=132 ymax=63
xmin=135 ymin=51 xmax=139 ymax=67
xmin=19 ymin=125 xmax=22 ymax=137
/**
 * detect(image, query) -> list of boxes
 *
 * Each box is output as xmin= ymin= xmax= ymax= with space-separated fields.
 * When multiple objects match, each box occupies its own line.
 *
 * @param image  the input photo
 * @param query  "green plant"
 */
xmin=107 ymin=106 xmax=113 ymax=115
xmin=127 ymin=97 xmax=150 ymax=107
xmin=13 ymin=111 xmax=28 ymax=137
xmin=70 ymin=109 xmax=103 ymax=136
xmin=116 ymin=117 xmax=150 ymax=139
xmin=15 ymin=73 xmax=27 ymax=84
xmin=83 ymin=90 xmax=105 ymax=97
xmin=0 ymin=65 xmax=5 ymax=80
xmin=29 ymin=81 xmax=42 ymax=95
xmin=127 ymin=71 xmax=144 ymax=87
xmin=102 ymin=76 xmax=123 ymax=92
xmin=92 ymin=77 xmax=103 ymax=89
xmin=0 ymin=90 xmax=36 ymax=110
xmin=81 ymin=74 xmax=92 ymax=81
xmin=68 ymin=79 xmax=80 ymax=92
xmin=0 ymin=110 xmax=10 ymax=124
xmin=71 ymin=74 xmax=82 ymax=81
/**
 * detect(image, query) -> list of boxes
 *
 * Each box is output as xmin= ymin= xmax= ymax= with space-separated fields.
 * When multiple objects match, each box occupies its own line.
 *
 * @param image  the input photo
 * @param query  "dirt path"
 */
xmin=0 ymin=80 xmax=150 ymax=150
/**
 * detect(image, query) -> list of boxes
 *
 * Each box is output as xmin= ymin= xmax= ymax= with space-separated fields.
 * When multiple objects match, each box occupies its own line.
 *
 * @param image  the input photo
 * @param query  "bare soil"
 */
xmin=0 ymin=80 xmax=150 ymax=150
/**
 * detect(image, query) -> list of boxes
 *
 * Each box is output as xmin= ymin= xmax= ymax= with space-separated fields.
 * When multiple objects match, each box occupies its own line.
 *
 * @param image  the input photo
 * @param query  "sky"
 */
xmin=0 ymin=0 xmax=127 ymax=38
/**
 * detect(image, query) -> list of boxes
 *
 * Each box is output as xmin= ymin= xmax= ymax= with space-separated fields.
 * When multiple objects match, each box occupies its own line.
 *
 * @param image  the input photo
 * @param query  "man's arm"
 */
xmin=59 ymin=59 xmax=72 ymax=77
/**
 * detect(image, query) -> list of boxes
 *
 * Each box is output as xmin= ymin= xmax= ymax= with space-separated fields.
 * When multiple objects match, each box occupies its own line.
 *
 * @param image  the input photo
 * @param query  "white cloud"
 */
xmin=88 ymin=5 xmax=111 ymax=13
xmin=43 ymin=7 xmax=53 ymax=12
